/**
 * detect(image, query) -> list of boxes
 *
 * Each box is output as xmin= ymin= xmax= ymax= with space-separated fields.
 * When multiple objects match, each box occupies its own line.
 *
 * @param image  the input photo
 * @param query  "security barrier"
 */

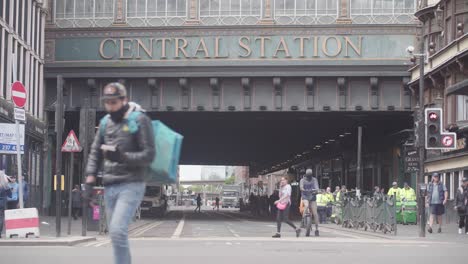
xmin=341 ymin=195 xmax=397 ymax=235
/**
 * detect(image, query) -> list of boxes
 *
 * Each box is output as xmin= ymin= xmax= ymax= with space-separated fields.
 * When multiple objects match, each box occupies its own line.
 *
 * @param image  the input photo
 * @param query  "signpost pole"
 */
xmin=56 ymin=75 xmax=64 ymax=237
xmin=15 ymin=119 xmax=24 ymax=209
xmin=67 ymin=152 xmax=74 ymax=235
xmin=417 ymin=41 xmax=426 ymax=238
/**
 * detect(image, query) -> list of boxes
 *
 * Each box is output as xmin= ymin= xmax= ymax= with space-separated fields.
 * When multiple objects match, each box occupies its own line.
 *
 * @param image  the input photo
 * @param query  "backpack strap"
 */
xmin=99 ymin=111 xmax=143 ymax=142
xmin=127 ymin=111 xmax=142 ymax=134
xmin=99 ymin=114 xmax=110 ymax=143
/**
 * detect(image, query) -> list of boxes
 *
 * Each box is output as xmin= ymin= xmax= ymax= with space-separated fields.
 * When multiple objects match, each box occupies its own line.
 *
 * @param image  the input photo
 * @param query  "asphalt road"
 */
xmin=2 ymin=209 xmax=467 ymax=264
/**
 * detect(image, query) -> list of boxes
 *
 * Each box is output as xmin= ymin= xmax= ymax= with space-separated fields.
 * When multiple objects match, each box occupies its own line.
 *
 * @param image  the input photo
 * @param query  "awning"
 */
xmin=446 ymin=79 xmax=468 ymax=96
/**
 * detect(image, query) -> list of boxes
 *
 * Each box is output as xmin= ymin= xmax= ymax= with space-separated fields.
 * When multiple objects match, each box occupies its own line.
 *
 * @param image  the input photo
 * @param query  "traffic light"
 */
xmin=425 ymin=108 xmax=457 ymax=149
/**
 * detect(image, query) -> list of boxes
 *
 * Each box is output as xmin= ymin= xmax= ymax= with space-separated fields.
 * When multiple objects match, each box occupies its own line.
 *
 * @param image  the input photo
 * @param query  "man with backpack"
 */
xmin=84 ymin=82 xmax=155 ymax=264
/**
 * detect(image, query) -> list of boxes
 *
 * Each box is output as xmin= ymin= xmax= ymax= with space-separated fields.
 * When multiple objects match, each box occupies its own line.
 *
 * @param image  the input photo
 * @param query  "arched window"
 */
xmin=55 ymin=0 xmax=114 ymax=27
xmin=273 ymin=0 xmax=338 ymax=25
xmin=350 ymin=0 xmax=416 ymax=24
xmin=199 ymin=0 xmax=262 ymax=25
xmin=127 ymin=0 xmax=187 ymax=26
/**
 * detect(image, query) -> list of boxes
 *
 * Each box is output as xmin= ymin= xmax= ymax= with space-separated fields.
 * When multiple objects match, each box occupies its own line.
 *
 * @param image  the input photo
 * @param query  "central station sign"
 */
xmin=54 ymin=34 xmax=414 ymax=62
xmin=98 ymin=35 xmax=363 ymax=60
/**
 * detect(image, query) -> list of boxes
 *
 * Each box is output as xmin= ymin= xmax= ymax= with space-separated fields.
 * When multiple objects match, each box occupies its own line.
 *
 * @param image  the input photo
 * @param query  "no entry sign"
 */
xmin=11 ymin=81 xmax=27 ymax=108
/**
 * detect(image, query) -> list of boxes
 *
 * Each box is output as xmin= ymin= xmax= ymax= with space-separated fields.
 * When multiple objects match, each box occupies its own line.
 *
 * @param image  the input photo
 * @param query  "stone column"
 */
xmin=185 ymin=0 xmax=200 ymax=25
xmin=336 ymin=0 xmax=352 ymax=24
xmin=114 ymin=0 xmax=127 ymax=25
xmin=258 ymin=0 xmax=274 ymax=25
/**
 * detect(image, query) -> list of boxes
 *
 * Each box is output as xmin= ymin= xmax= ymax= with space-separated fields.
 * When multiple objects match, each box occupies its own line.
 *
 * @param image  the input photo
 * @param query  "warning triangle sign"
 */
xmin=61 ymin=130 xmax=82 ymax=152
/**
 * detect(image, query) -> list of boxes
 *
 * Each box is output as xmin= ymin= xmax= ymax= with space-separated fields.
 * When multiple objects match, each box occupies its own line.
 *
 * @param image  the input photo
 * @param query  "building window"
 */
xmin=127 ymin=0 xmax=187 ymax=26
xmin=274 ymin=0 xmax=338 ymax=24
xmin=456 ymin=95 xmax=468 ymax=121
xmin=350 ymin=0 xmax=416 ymax=24
xmin=55 ymin=0 xmax=115 ymax=28
xmin=199 ymin=0 xmax=261 ymax=25
xmin=128 ymin=0 xmax=187 ymax=18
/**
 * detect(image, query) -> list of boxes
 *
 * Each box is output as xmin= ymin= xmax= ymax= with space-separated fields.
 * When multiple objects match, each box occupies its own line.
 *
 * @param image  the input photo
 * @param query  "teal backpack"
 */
xmin=99 ymin=112 xmax=183 ymax=183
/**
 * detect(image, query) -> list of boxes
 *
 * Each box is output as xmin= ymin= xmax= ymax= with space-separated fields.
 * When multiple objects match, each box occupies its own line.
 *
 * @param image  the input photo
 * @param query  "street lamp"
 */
xmin=407 ymin=44 xmax=426 ymax=238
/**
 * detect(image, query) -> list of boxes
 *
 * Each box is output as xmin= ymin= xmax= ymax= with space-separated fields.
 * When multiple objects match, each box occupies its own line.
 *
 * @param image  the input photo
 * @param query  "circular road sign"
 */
xmin=11 ymin=81 xmax=27 ymax=108
xmin=441 ymin=135 xmax=454 ymax=147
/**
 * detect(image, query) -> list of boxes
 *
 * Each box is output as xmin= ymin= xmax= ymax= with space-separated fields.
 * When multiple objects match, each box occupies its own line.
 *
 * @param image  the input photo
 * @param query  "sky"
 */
xmin=179 ymin=165 xmax=202 ymax=181
xmin=179 ymin=165 xmax=228 ymax=181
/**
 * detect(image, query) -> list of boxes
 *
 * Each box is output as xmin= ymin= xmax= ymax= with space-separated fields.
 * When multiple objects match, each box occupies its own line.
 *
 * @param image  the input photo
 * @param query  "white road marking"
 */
xmin=171 ymin=214 xmax=185 ymax=239
xmin=226 ymin=225 xmax=240 ymax=238
xmin=131 ymin=222 xmax=163 ymax=237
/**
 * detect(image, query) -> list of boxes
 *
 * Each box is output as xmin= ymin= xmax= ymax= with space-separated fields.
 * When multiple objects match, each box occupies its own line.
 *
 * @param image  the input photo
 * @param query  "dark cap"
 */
xmin=431 ymin=172 xmax=440 ymax=178
xmin=102 ymin=82 xmax=127 ymax=100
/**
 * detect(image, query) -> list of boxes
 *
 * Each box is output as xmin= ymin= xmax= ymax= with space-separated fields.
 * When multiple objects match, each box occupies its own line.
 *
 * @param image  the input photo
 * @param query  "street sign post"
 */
xmin=11 ymin=81 xmax=27 ymax=108
xmin=61 ymin=130 xmax=82 ymax=153
xmin=14 ymin=108 xmax=26 ymax=122
xmin=10 ymin=75 xmax=27 ymax=209
xmin=62 ymin=130 xmax=82 ymax=235
xmin=404 ymin=147 xmax=419 ymax=173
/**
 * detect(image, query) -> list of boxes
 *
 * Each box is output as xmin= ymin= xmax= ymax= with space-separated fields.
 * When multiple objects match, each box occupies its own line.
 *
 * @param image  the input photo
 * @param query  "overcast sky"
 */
xmin=179 ymin=165 xmax=202 ymax=181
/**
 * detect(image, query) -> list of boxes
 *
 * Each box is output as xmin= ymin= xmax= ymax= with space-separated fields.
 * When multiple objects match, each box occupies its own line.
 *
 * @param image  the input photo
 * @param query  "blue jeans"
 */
xmin=105 ymin=182 xmax=145 ymax=264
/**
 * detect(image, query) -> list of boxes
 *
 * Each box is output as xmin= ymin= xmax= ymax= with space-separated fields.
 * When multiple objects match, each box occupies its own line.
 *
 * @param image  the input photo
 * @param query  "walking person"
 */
xmin=426 ymin=173 xmax=448 ymax=234
xmin=84 ymin=82 xmax=155 ymax=264
xmin=455 ymin=177 xmax=468 ymax=235
xmin=213 ymin=197 xmax=220 ymax=211
xmin=7 ymin=176 xmax=19 ymax=210
xmin=0 ymin=171 xmax=12 ymax=239
xmin=272 ymin=177 xmax=301 ymax=238
xmin=195 ymin=194 xmax=202 ymax=213
xmin=71 ymin=185 xmax=82 ymax=220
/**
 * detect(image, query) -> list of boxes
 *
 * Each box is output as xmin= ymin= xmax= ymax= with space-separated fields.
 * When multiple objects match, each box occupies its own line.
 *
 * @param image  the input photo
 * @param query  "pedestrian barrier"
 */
xmin=5 ymin=208 xmax=40 ymax=238
xmin=341 ymin=195 xmax=397 ymax=235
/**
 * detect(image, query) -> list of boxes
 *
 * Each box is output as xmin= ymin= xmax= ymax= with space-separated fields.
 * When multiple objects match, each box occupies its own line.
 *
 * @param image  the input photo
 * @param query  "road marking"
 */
xmin=171 ymin=214 xmax=185 ymax=239
xmin=131 ymin=222 xmax=163 ymax=237
xmin=226 ymin=225 xmax=240 ymax=238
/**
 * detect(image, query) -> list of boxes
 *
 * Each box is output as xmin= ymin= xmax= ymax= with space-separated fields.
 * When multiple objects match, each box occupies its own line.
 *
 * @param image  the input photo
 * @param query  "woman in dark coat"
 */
xmin=455 ymin=177 xmax=468 ymax=235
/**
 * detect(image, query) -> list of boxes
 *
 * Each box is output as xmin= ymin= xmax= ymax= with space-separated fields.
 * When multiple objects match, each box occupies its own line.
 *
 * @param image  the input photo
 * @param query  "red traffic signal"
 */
xmin=428 ymin=112 xmax=439 ymax=122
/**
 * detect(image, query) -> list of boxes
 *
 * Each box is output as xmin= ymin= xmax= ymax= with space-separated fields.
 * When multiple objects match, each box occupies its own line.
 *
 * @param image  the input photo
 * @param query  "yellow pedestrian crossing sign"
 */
xmin=61 ymin=130 xmax=82 ymax=152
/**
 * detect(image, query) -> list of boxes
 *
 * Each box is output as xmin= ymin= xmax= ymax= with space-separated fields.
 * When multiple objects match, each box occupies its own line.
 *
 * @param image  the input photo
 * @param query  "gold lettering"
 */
xmin=193 ymin=38 xmax=210 ymax=58
xmin=294 ymin=37 xmax=310 ymax=58
xmin=255 ymin=37 xmax=271 ymax=58
xmin=215 ymin=37 xmax=229 ymax=58
xmin=344 ymin=36 xmax=362 ymax=57
xmin=119 ymin=39 xmax=134 ymax=59
xmin=313 ymin=36 xmax=319 ymax=57
xmin=273 ymin=37 xmax=291 ymax=58
xmin=136 ymin=38 xmax=153 ymax=59
xmin=175 ymin=38 xmax=189 ymax=58
xmin=322 ymin=36 xmax=342 ymax=57
xmin=238 ymin=36 xmax=251 ymax=58
xmin=155 ymin=38 xmax=171 ymax=59
xmin=99 ymin=38 xmax=117 ymax=60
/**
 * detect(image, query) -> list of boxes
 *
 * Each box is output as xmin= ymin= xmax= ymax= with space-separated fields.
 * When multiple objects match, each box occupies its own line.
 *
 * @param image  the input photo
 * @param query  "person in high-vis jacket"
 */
xmin=400 ymin=182 xmax=416 ymax=202
xmin=387 ymin=182 xmax=402 ymax=201
xmin=316 ymin=191 xmax=328 ymax=224
xmin=84 ymin=83 xmax=155 ymax=264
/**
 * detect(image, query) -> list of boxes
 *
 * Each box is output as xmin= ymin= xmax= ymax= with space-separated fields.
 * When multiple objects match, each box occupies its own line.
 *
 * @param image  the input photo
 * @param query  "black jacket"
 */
xmin=0 ymin=187 xmax=12 ymax=209
xmin=455 ymin=186 xmax=468 ymax=215
xmin=86 ymin=107 xmax=156 ymax=186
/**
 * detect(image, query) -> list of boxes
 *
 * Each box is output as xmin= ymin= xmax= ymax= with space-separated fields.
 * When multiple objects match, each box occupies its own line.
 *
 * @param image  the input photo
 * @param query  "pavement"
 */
xmin=0 ymin=213 xmax=152 ymax=246
xmin=1 ymin=207 xmax=467 ymax=263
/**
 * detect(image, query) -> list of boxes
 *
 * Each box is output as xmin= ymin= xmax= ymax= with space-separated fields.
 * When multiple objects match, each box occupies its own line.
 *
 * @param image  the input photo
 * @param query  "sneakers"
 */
xmin=296 ymin=228 xmax=301 ymax=238
xmin=459 ymin=228 xmax=463 ymax=234
xmin=437 ymin=227 xmax=442 ymax=233
xmin=272 ymin=233 xmax=281 ymax=238
xmin=428 ymin=227 xmax=433 ymax=233
xmin=315 ymin=230 xmax=320 ymax=237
